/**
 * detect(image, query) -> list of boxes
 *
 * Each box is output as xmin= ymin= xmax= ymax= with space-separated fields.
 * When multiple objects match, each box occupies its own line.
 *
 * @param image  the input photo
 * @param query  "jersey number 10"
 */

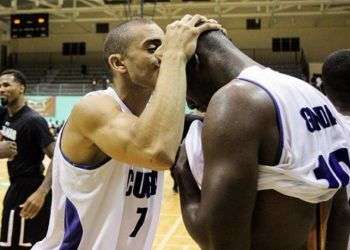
xmin=314 ymin=148 xmax=350 ymax=188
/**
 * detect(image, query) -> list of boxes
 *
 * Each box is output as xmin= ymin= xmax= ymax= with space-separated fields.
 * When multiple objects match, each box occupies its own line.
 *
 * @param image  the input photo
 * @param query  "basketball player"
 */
xmin=0 ymin=69 xmax=55 ymax=249
xmin=172 ymin=30 xmax=350 ymax=249
xmin=322 ymin=49 xmax=350 ymax=250
xmin=33 ymin=16 xmax=221 ymax=249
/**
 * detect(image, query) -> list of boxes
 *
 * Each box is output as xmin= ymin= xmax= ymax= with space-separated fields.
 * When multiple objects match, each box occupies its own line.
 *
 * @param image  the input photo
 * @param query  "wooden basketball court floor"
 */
xmin=0 ymin=159 xmax=199 ymax=250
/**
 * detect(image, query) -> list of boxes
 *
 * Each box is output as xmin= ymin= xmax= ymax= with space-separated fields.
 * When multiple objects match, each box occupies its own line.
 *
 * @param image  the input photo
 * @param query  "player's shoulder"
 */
xmin=70 ymin=92 xmax=122 ymax=126
xmin=205 ymin=78 xmax=276 ymax=135
xmin=209 ymin=78 xmax=274 ymax=116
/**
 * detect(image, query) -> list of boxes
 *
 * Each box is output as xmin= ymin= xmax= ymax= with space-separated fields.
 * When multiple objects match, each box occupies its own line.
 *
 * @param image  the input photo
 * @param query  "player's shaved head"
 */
xmin=323 ymin=49 xmax=350 ymax=105
xmin=322 ymin=49 xmax=350 ymax=92
xmin=186 ymin=30 xmax=236 ymax=111
xmin=103 ymin=18 xmax=156 ymax=67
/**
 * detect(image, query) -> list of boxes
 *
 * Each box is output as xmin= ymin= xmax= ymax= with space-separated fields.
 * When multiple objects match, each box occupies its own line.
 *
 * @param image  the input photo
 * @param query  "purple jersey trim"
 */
xmin=59 ymin=123 xmax=111 ymax=170
xmin=237 ymin=77 xmax=284 ymax=165
xmin=59 ymin=198 xmax=83 ymax=250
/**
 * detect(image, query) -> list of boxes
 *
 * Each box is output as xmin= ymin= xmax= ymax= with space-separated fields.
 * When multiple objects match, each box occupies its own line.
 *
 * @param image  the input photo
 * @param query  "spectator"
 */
xmin=92 ymin=78 xmax=97 ymax=90
xmin=0 ymin=69 xmax=55 ymax=248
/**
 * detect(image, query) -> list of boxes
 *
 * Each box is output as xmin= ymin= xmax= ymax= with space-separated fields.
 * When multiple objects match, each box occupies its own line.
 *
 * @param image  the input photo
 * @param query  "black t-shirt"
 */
xmin=1 ymin=105 xmax=54 ymax=179
xmin=0 ymin=106 xmax=6 ymax=126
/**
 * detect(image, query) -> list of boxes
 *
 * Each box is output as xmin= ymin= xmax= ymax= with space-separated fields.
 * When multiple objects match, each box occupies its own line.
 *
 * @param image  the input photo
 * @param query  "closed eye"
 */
xmin=144 ymin=39 xmax=162 ymax=54
xmin=147 ymin=44 xmax=159 ymax=54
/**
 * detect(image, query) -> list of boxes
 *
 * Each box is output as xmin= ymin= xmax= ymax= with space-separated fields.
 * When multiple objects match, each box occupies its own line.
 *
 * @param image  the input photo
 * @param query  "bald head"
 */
xmin=186 ymin=30 xmax=238 ymax=111
xmin=323 ymin=49 xmax=350 ymax=92
xmin=103 ymin=18 xmax=156 ymax=68
xmin=323 ymin=49 xmax=350 ymax=108
xmin=195 ymin=29 xmax=235 ymax=65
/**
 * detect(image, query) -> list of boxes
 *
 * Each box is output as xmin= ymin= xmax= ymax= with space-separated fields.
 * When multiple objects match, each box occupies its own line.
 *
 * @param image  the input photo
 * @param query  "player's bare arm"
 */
xmin=174 ymin=80 xmax=276 ymax=249
xmin=68 ymin=94 xmax=175 ymax=171
xmin=37 ymin=141 xmax=55 ymax=194
xmin=20 ymin=141 xmax=55 ymax=219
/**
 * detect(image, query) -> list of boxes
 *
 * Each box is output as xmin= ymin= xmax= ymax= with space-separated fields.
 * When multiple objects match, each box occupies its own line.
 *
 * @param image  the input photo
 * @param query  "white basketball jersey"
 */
xmin=185 ymin=66 xmax=350 ymax=203
xmin=344 ymin=115 xmax=350 ymax=201
xmin=33 ymin=87 xmax=164 ymax=250
xmin=343 ymin=115 xmax=350 ymax=250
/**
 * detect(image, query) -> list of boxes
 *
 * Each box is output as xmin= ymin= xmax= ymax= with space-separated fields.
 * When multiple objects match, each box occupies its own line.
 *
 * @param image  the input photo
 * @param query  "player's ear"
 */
xmin=19 ymin=84 xmax=25 ymax=94
xmin=108 ymin=54 xmax=127 ymax=74
xmin=194 ymin=53 xmax=200 ymax=65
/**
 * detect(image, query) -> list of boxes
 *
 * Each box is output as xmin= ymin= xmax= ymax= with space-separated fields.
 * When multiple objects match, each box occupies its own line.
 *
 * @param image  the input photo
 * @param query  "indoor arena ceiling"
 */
xmin=0 ymin=0 xmax=349 ymax=24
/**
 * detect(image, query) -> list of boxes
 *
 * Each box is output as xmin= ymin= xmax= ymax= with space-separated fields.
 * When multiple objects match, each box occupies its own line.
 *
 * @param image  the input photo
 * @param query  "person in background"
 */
xmin=0 ymin=69 xmax=55 ymax=249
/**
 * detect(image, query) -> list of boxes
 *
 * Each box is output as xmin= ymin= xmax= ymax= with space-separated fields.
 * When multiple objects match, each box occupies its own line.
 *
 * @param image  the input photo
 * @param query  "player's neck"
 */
xmin=335 ymin=105 xmax=350 ymax=116
xmin=112 ymin=80 xmax=152 ymax=116
xmin=207 ymin=48 xmax=262 ymax=87
xmin=326 ymin=91 xmax=350 ymax=116
xmin=7 ymin=96 xmax=26 ymax=117
xmin=226 ymin=49 xmax=262 ymax=78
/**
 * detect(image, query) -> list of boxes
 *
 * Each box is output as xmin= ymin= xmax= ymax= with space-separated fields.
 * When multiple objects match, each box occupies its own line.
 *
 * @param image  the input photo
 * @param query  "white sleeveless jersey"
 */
xmin=344 ymin=115 xmax=350 ymax=200
xmin=185 ymin=66 xmax=350 ymax=203
xmin=33 ymin=87 xmax=164 ymax=250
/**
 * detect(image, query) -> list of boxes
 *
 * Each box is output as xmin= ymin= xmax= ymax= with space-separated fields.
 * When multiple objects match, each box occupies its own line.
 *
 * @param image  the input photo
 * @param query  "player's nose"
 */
xmin=154 ymin=46 xmax=164 ymax=65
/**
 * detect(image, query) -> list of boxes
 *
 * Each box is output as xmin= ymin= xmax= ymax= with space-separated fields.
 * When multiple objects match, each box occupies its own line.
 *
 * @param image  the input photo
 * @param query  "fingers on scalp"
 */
xmin=167 ymin=20 xmax=178 ymax=30
xmin=188 ymin=14 xmax=207 ymax=26
xmin=181 ymin=14 xmax=193 ymax=22
xmin=208 ymin=18 xmax=218 ymax=24
xmin=197 ymin=22 xmax=222 ymax=33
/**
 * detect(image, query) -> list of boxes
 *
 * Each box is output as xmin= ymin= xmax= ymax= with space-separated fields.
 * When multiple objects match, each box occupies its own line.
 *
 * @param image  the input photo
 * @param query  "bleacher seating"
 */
xmin=269 ymin=64 xmax=305 ymax=80
xmin=17 ymin=64 xmax=111 ymax=85
xmin=14 ymin=48 xmax=308 ymax=96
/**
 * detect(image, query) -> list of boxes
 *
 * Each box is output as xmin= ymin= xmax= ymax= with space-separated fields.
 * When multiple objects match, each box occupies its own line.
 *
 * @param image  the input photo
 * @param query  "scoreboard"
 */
xmin=11 ymin=14 xmax=49 ymax=39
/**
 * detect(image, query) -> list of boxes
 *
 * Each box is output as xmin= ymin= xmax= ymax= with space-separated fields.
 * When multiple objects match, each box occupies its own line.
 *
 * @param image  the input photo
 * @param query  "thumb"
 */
xmin=20 ymin=200 xmax=29 ymax=208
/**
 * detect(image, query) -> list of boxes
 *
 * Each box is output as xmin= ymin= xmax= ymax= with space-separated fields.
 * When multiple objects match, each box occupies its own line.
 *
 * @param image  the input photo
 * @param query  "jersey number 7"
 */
xmin=130 ymin=207 xmax=148 ymax=237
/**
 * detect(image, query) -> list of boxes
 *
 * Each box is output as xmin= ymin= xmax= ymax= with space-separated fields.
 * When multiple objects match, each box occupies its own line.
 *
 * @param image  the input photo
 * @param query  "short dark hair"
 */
xmin=103 ymin=18 xmax=156 ymax=69
xmin=322 ymin=49 xmax=350 ymax=92
xmin=0 ymin=69 xmax=27 ymax=90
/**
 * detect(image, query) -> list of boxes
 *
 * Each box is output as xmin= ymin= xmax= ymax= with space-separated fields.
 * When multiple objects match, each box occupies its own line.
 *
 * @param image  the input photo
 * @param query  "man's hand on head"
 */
xmin=158 ymin=14 xmax=222 ymax=60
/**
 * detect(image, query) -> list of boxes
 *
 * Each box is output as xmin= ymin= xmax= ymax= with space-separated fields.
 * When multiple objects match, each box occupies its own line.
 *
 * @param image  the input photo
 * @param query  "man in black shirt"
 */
xmin=0 ymin=69 xmax=55 ymax=249
xmin=0 ymin=105 xmax=17 ymax=159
